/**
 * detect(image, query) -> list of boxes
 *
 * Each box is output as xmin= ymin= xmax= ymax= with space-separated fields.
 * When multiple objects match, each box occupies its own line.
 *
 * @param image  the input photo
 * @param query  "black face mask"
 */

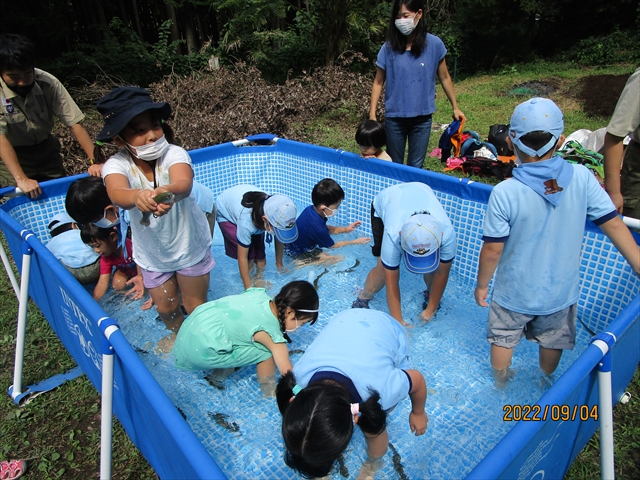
xmin=9 ymin=82 xmax=35 ymax=97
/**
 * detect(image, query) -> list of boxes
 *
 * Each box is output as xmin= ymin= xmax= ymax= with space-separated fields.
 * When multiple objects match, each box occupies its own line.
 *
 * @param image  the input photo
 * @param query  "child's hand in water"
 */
xmin=125 ymin=274 xmax=146 ymax=300
xmin=418 ymin=309 xmax=434 ymax=323
xmin=354 ymin=236 xmax=371 ymax=244
xmin=345 ymin=221 xmax=362 ymax=233
xmin=409 ymin=410 xmax=428 ymax=436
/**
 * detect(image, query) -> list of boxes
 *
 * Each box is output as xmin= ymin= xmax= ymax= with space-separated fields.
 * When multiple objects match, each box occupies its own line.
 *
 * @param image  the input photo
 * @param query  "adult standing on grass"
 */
xmin=0 ymin=34 xmax=94 ymax=199
xmin=603 ymin=66 xmax=640 ymax=220
xmin=369 ymin=0 xmax=466 ymax=169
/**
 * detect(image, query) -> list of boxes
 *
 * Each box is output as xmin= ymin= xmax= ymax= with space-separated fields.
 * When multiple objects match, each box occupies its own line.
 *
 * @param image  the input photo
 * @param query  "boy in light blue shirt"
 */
xmin=475 ymin=98 xmax=640 ymax=385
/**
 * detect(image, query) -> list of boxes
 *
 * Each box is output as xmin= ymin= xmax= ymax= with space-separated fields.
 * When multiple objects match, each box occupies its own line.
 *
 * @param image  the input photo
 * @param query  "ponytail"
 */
xmin=93 ymin=141 xmax=108 ymax=165
xmin=356 ymin=390 xmax=387 ymax=436
xmin=273 ymin=281 xmax=320 ymax=338
xmin=241 ymin=191 xmax=269 ymax=229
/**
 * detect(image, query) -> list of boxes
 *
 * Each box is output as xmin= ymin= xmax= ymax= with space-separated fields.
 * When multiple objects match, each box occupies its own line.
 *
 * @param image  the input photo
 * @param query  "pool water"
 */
xmin=102 ymin=224 xmax=592 ymax=480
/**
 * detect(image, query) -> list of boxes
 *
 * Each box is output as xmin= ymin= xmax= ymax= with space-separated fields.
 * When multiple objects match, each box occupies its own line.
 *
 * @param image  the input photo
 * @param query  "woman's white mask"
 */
xmin=395 ymin=16 xmax=417 ymax=36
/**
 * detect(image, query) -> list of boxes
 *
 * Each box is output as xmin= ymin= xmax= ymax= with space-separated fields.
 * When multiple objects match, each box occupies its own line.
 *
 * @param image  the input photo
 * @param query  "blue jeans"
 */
xmin=385 ymin=115 xmax=433 ymax=168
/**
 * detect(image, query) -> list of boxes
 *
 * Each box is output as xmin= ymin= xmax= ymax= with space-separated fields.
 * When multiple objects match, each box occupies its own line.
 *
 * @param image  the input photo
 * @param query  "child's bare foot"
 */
xmin=493 ymin=368 xmax=515 ymax=389
xmin=154 ymin=333 xmax=176 ymax=356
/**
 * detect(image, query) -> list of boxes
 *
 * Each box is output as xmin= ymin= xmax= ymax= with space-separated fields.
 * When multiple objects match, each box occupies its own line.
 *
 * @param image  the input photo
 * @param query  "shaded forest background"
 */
xmin=1 ymin=0 xmax=639 ymax=87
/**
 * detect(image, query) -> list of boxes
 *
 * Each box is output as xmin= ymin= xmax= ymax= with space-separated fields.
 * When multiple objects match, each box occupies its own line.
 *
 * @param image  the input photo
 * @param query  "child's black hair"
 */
xmin=80 ymin=223 xmax=117 ymax=245
xmin=355 ymin=120 xmax=387 ymax=149
xmin=387 ymin=0 xmax=428 ymax=57
xmin=65 ymin=176 xmax=112 ymax=225
xmin=276 ymin=371 xmax=387 ymax=478
xmin=273 ymin=281 xmax=319 ymax=343
xmin=311 ymin=179 xmax=345 ymax=209
xmin=517 ymin=131 xmax=556 ymax=157
xmin=241 ymin=191 xmax=270 ymax=230
xmin=93 ymin=113 xmax=176 ymax=165
xmin=0 ymin=34 xmax=36 ymax=73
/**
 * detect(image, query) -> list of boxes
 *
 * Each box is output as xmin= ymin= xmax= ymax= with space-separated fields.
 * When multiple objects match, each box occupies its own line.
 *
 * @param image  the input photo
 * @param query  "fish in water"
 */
xmin=388 ymin=443 xmax=408 ymax=480
xmin=337 ymin=453 xmax=349 ymax=478
xmin=289 ymin=349 xmax=305 ymax=355
xmin=208 ymin=412 xmax=241 ymax=434
xmin=140 ymin=191 xmax=175 ymax=226
xmin=337 ymin=259 xmax=360 ymax=273
xmin=176 ymin=406 xmax=187 ymax=420
xmin=313 ymin=268 xmax=329 ymax=289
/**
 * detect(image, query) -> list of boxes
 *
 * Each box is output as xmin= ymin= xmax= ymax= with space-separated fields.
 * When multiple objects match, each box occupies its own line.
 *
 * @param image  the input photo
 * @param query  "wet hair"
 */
xmin=241 ymin=191 xmax=270 ymax=229
xmin=387 ymin=0 xmax=428 ymax=57
xmin=80 ymin=223 xmax=117 ymax=245
xmin=355 ymin=120 xmax=387 ymax=149
xmin=65 ymin=176 xmax=112 ymax=225
xmin=516 ymin=131 xmax=556 ymax=158
xmin=0 ymin=34 xmax=36 ymax=73
xmin=311 ymin=179 xmax=345 ymax=209
xmin=93 ymin=113 xmax=176 ymax=165
xmin=273 ymin=281 xmax=319 ymax=343
xmin=276 ymin=371 xmax=387 ymax=478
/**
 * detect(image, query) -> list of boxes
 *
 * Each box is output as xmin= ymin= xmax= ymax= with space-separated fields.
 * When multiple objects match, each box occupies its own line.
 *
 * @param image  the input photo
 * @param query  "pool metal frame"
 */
xmin=1 ymin=135 xmax=639 ymax=479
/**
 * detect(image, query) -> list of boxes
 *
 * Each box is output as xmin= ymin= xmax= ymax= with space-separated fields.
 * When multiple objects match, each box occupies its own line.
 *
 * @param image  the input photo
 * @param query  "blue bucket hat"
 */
xmin=509 ymin=97 xmax=564 ymax=157
xmin=96 ymin=87 xmax=171 ymax=142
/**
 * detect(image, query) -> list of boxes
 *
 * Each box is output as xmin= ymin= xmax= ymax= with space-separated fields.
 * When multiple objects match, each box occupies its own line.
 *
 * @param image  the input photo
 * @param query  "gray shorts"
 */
xmin=487 ymin=302 xmax=577 ymax=350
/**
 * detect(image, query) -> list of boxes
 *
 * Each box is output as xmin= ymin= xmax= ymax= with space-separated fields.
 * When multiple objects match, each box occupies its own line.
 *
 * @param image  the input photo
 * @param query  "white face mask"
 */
xmin=395 ymin=16 xmax=417 ymax=36
xmin=127 ymin=135 xmax=169 ymax=161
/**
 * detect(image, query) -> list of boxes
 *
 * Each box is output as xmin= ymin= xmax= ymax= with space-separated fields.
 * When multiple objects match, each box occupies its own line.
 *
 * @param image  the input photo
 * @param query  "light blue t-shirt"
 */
xmin=376 ymin=34 xmax=446 ymax=118
xmin=285 ymin=205 xmax=333 ymax=256
xmin=215 ymin=184 xmax=265 ymax=247
xmin=373 ymin=182 xmax=457 ymax=270
xmin=192 ymin=180 xmax=215 ymax=214
xmin=47 ymin=230 xmax=99 ymax=268
xmin=483 ymin=164 xmax=617 ymax=315
xmin=293 ymin=309 xmax=412 ymax=411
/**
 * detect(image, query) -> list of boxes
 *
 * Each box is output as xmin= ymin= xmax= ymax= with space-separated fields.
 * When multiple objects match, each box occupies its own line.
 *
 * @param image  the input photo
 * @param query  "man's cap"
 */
xmin=400 ymin=214 xmax=443 ymax=274
xmin=264 ymin=195 xmax=298 ymax=243
xmin=509 ymin=97 xmax=564 ymax=157
xmin=96 ymin=87 xmax=171 ymax=142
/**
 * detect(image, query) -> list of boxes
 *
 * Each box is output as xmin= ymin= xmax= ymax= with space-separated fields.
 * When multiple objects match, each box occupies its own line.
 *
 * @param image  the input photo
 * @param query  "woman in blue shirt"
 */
xmin=369 ymin=0 xmax=466 ymax=168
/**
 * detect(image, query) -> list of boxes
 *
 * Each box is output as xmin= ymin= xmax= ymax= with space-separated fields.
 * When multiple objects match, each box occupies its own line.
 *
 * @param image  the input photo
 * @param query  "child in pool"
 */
xmin=356 ymin=120 xmax=393 ymax=162
xmin=97 ymin=86 xmax=213 ymax=332
xmin=216 ymin=184 xmax=298 ymax=290
xmin=172 ymin=280 xmax=319 ymax=397
xmin=80 ymin=223 xmax=152 ymax=309
xmin=285 ymin=178 xmax=370 ymax=266
xmin=276 ymin=308 xmax=428 ymax=478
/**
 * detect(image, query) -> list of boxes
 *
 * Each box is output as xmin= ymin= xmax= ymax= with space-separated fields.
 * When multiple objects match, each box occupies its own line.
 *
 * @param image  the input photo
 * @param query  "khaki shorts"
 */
xmin=487 ymin=302 xmax=577 ymax=350
xmin=64 ymin=258 xmax=100 ymax=285
xmin=0 ymin=136 xmax=65 ymax=187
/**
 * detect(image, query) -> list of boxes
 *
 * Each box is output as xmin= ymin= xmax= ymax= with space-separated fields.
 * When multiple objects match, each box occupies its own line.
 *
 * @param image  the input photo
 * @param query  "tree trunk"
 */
xmin=131 ymin=0 xmax=144 ymax=41
xmin=182 ymin=4 xmax=198 ymax=54
xmin=117 ymin=0 xmax=131 ymax=28
xmin=165 ymin=2 xmax=183 ymax=55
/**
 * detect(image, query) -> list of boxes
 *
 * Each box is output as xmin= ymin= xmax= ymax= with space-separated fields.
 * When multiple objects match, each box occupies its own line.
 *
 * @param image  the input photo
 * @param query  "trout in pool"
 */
xmin=140 ymin=191 xmax=175 ymax=226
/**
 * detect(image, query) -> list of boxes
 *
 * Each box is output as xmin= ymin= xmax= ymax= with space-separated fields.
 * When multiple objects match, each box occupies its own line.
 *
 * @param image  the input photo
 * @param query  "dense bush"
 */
xmin=562 ymin=29 xmax=640 ymax=66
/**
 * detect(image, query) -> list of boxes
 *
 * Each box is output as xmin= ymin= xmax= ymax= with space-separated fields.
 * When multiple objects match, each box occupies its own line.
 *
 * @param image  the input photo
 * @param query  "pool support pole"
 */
xmin=0 ymin=239 xmax=20 ymax=298
xmin=9 ymin=232 xmax=33 ymax=401
xmin=98 ymin=318 xmax=119 ymax=480
xmin=592 ymin=332 xmax=617 ymax=480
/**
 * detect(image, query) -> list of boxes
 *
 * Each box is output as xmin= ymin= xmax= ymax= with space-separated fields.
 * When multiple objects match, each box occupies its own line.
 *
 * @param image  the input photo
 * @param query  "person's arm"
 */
xmin=92 ymin=273 xmax=111 ymax=302
xmin=405 ymin=369 xmax=428 ymax=435
xmin=70 ymin=123 xmax=95 ymax=160
xmin=419 ymin=261 xmax=452 ymax=321
xmin=253 ymin=331 xmax=293 ymax=375
xmin=436 ymin=59 xmax=466 ymax=122
xmin=369 ymin=67 xmax=386 ymax=121
xmin=474 ymin=242 xmax=504 ymax=306
xmin=603 ymin=132 xmax=625 ymax=213
xmin=237 ymin=244 xmax=253 ymax=289
xmin=330 ymin=237 xmax=371 ymax=249
xmin=384 ymin=267 xmax=408 ymax=326
xmin=0 ymin=134 xmax=41 ymax=198
xmin=327 ymin=221 xmax=362 ymax=235
xmin=274 ymin=238 xmax=285 ymax=271
xmin=363 ymin=428 xmax=389 ymax=460
xmin=599 ymin=216 xmax=640 ymax=275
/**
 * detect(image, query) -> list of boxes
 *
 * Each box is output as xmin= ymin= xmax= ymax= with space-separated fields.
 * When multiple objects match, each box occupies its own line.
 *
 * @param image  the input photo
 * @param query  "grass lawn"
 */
xmin=1 ymin=60 xmax=638 ymax=479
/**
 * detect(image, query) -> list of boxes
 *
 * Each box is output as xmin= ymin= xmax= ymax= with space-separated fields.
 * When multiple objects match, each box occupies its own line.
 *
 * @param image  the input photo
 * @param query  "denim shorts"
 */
xmin=487 ymin=302 xmax=577 ymax=350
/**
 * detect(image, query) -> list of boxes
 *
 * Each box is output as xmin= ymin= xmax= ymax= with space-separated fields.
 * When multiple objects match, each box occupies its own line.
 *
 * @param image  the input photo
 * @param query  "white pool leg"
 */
xmin=592 ymin=335 xmax=616 ymax=480
xmin=0 ymin=240 xmax=20 ymax=298
xmin=10 ymin=236 xmax=33 ymax=400
xmin=100 ymin=327 xmax=117 ymax=480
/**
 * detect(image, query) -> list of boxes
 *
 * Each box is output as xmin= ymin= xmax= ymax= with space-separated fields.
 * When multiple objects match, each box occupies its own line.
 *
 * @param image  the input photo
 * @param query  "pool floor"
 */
xmin=101 ymin=227 xmax=592 ymax=479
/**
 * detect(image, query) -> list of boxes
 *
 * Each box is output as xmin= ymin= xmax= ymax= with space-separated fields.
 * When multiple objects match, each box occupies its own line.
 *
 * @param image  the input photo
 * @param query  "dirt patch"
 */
xmin=576 ymin=74 xmax=629 ymax=117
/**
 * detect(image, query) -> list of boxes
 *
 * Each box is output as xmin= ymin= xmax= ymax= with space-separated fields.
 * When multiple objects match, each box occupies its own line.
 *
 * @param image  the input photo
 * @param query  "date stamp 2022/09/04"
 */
xmin=503 ymin=404 xmax=599 ymax=422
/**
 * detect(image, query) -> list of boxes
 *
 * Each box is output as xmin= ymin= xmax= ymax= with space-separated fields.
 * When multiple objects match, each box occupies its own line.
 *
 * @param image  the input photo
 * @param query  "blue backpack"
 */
xmin=459 ymin=131 xmax=498 ymax=159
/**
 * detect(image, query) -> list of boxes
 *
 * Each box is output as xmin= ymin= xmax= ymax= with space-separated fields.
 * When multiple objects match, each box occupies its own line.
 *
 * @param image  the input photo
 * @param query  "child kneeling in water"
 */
xmin=276 ymin=308 xmax=428 ymax=478
xmin=173 ymin=280 xmax=319 ymax=397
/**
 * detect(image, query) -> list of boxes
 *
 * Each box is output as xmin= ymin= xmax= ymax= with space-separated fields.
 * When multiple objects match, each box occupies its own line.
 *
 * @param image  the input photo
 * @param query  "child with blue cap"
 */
xmin=475 ymin=97 xmax=640 ymax=386
xmin=46 ymin=211 xmax=100 ymax=284
xmin=216 ymin=184 xmax=298 ymax=290
xmin=352 ymin=182 xmax=457 ymax=325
